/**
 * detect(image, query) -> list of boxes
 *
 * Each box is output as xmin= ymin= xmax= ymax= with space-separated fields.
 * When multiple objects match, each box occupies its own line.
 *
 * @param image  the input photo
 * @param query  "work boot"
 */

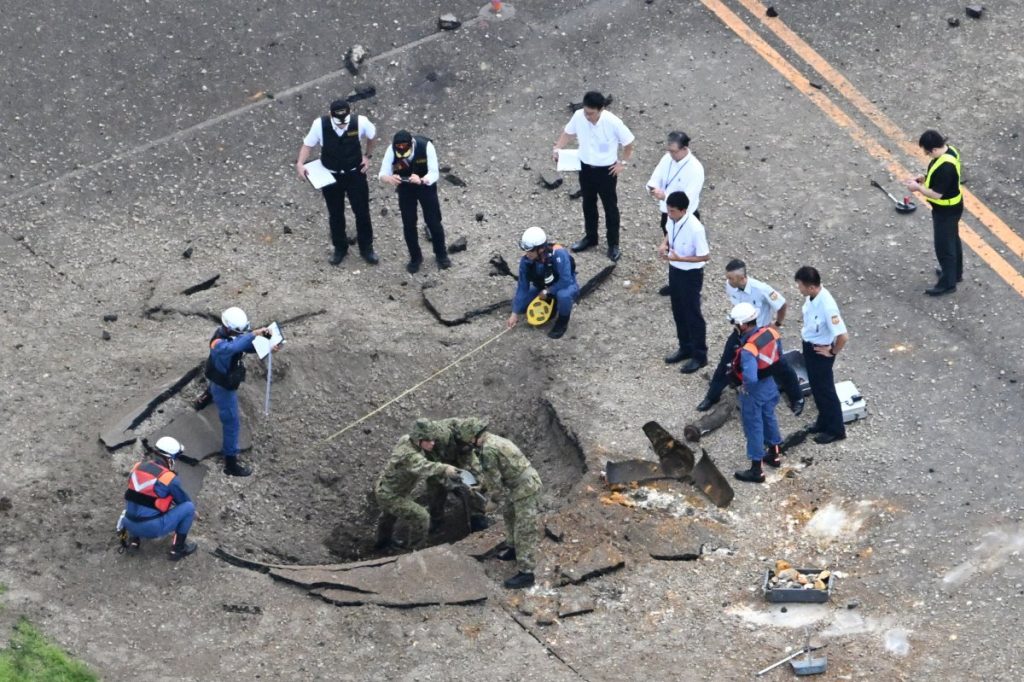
xmin=436 ymin=255 xmax=452 ymax=270
xmin=495 ymin=546 xmax=517 ymax=562
xmin=328 ymin=249 xmax=346 ymax=265
xmin=734 ymin=461 xmax=765 ymax=483
xmin=127 ymin=536 xmax=142 ymax=552
xmin=806 ymin=423 xmax=825 ymax=434
xmin=813 ymin=431 xmax=846 ymax=445
xmin=503 ymin=571 xmax=535 ymax=589
xmin=696 ymin=396 xmax=719 ymax=412
xmin=361 ymin=250 xmax=380 ymax=265
xmin=168 ymin=534 xmax=198 ymax=561
xmin=469 ymin=515 xmax=491 ymax=532
xmin=658 ymin=284 xmax=671 ymax=296
xmin=548 ymin=315 xmax=570 ymax=339
xmin=607 ymin=245 xmax=621 ymax=262
xmin=664 ymin=348 xmax=691 ymax=364
xmin=223 ymin=458 xmax=252 ymax=477
xmin=763 ymin=444 xmax=782 ymax=468
xmin=406 ymin=258 xmax=422 ymax=274
xmin=570 ymin=236 xmax=596 ymax=253
xmin=791 ymin=398 xmax=805 ymax=417
xmin=680 ymin=358 xmax=707 ymax=374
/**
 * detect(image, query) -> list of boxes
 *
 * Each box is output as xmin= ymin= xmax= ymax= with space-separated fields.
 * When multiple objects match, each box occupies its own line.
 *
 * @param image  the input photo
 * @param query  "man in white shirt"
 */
xmin=659 ymin=191 xmax=709 ymax=374
xmin=795 ymin=266 xmax=848 ymax=444
xmin=646 ymin=131 xmax=705 ymax=295
xmin=553 ymin=91 xmax=635 ymax=262
xmin=378 ymin=130 xmax=451 ymax=274
xmin=295 ymin=99 xmax=378 ymax=266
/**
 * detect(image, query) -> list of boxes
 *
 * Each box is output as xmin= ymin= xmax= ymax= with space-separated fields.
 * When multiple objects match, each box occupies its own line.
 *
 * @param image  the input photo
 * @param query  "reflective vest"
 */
xmin=527 ymin=244 xmax=577 ymax=290
xmin=731 ymin=326 xmax=781 ymax=382
xmin=124 ymin=461 xmax=176 ymax=513
xmin=923 ymin=145 xmax=962 ymax=207
xmin=205 ymin=326 xmax=247 ymax=390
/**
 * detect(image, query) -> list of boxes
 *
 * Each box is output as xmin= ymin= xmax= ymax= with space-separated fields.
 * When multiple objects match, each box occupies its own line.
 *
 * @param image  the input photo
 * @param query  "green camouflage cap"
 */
xmin=410 ymin=418 xmax=446 ymax=443
xmin=455 ymin=417 xmax=490 ymax=443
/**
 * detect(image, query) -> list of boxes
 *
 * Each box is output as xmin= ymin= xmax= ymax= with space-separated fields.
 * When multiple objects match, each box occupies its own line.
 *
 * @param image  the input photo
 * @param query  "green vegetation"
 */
xmin=0 ymin=618 xmax=97 ymax=681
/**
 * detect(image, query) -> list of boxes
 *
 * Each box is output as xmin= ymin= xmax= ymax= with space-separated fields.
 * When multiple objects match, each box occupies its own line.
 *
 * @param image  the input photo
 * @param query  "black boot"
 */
xmin=696 ymin=395 xmax=720 ymax=412
xmin=375 ymin=514 xmax=397 ymax=550
xmin=763 ymin=444 xmax=782 ymax=468
xmin=469 ymin=515 xmax=491 ymax=532
xmin=496 ymin=546 xmax=517 ymax=561
xmin=734 ymin=460 xmax=765 ymax=483
xmin=224 ymin=458 xmax=252 ymax=477
xmin=503 ymin=571 xmax=535 ymax=589
xmin=548 ymin=315 xmax=570 ymax=339
xmin=127 ymin=536 xmax=142 ymax=552
xmin=328 ymin=249 xmax=346 ymax=265
xmin=168 ymin=533 xmax=198 ymax=561
xmin=790 ymin=398 xmax=805 ymax=416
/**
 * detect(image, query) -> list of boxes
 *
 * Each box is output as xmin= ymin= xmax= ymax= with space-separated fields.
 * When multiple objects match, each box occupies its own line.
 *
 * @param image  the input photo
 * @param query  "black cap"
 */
xmin=329 ymin=99 xmax=350 ymax=115
xmin=392 ymin=130 xmax=413 ymax=146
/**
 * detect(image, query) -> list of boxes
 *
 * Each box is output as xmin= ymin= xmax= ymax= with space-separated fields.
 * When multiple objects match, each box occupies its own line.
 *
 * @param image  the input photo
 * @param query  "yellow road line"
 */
xmin=698 ymin=0 xmax=1024 ymax=297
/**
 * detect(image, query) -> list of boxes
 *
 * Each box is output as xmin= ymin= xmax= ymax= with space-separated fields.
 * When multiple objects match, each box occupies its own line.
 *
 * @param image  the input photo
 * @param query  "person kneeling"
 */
xmin=507 ymin=227 xmax=580 ymax=340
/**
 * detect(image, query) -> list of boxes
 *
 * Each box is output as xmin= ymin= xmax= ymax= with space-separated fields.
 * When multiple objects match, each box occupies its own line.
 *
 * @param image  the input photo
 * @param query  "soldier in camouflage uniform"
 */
xmin=423 ymin=417 xmax=492 ymax=532
xmin=374 ymin=419 xmax=459 ymax=550
xmin=455 ymin=418 xmax=542 ymax=589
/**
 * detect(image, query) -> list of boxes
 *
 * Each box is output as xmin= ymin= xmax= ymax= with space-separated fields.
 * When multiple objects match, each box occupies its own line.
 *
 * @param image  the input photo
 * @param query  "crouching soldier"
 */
xmin=455 ymin=418 xmax=542 ymax=589
xmin=425 ymin=417 xmax=494 ymax=532
xmin=375 ymin=419 xmax=459 ymax=550
xmin=118 ymin=437 xmax=197 ymax=561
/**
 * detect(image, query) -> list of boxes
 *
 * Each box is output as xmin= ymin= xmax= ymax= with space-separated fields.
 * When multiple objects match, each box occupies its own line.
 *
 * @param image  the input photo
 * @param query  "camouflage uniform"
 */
xmin=457 ymin=420 xmax=542 ymax=573
xmin=423 ymin=417 xmax=490 ymax=522
xmin=374 ymin=425 xmax=451 ymax=548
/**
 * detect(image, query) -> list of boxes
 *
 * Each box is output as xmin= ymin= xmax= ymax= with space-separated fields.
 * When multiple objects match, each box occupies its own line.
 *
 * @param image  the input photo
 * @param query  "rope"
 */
xmin=309 ymin=326 xmax=512 ymax=450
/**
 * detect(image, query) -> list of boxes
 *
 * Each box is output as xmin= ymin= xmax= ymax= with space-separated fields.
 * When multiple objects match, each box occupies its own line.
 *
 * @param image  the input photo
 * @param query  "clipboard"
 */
xmin=303 ymin=160 xmax=337 ymax=189
xmin=556 ymin=149 xmax=582 ymax=172
xmin=253 ymin=322 xmax=284 ymax=359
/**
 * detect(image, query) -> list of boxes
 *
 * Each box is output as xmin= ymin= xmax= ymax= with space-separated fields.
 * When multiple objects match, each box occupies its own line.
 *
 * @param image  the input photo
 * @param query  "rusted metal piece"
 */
xmin=684 ymin=392 xmax=738 ymax=442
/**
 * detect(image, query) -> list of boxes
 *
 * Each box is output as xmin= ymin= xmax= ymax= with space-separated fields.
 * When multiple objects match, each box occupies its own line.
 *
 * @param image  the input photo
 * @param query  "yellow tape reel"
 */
xmin=526 ymin=295 xmax=554 ymax=326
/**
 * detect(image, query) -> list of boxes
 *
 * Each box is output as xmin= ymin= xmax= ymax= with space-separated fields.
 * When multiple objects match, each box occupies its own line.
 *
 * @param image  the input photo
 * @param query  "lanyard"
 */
xmin=669 ymin=215 xmax=691 ymax=253
xmin=663 ymin=155 xmax=691 ymax=190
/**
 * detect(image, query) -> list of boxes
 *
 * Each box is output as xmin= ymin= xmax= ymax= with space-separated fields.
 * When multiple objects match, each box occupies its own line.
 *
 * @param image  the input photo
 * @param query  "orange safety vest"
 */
xmin=124 ymin=461 xmax=176 ymax=513
xmin=731 ymin=326 xmax=781 ymax=382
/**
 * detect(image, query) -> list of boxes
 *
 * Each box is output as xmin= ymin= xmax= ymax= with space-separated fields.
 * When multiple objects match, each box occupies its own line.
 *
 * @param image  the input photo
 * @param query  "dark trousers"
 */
xmin=580 ymin=163 xmax=620 ymax=246
xmin=398 ymin=184 xmax=447 ymax=262
xmin=932 ymin=206 xmax=964 ymax=289
xmin=669 ymin=267 xmax=707 ymax=363
xmin=321 ymin=170 xmax=373 ymax=253
xmin=803 ymin=341 xmax=845 ymax=437
xmin=705 ymin=331 xmax=802 ymax=405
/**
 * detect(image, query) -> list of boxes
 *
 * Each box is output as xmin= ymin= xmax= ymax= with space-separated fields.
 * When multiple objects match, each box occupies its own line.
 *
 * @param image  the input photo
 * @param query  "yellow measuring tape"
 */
xmin=309 ymin=326 xmax=511 ymax=451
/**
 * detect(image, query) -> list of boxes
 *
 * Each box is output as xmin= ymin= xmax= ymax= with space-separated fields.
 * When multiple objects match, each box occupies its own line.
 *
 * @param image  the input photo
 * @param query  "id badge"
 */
xmin=598 ymin=142 xmax=610 ymax=154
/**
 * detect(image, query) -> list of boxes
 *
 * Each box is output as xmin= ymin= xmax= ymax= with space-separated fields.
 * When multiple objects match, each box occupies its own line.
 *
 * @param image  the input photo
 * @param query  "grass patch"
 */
xmin=0 ymin=618 xmax=96 ymax=681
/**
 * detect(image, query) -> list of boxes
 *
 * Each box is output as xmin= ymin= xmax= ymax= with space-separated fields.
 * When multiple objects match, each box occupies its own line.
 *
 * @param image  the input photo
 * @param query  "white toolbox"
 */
xmin=834 ymin=381 xmax=867 ymax=423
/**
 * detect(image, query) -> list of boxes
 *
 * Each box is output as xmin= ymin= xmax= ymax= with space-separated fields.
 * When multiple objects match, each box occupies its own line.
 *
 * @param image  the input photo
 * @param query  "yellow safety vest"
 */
xmin=923 ymin=145 xmax=962 ymax=207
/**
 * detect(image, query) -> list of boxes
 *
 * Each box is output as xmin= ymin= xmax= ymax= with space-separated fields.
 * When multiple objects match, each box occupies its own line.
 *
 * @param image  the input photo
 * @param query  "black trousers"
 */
xmin=803 ymin=341 xmax=845 ymax=437
xmin=932 ymin=205 xmax=964 ymax=289
xmin=321 ymin=170 xmax=373 ymax=253
xmin=398 ymin=184 xmax=447 ymax=261
xmin=668 ymin=267 xmax=707 ymax=363
xmin=705 ymin=330 xmax=803 ymax=405
xmin=580 ymin=163 xmax=620 ymax=246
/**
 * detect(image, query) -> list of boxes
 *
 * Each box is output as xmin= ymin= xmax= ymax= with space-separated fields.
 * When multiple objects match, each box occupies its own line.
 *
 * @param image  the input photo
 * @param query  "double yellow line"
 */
xmin=701 ymin=0 xmax=1024 ymax=297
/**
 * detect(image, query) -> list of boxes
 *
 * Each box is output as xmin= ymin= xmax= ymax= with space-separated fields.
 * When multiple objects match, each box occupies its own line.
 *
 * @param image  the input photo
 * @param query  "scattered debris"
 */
xmin=558 ymin=591 xmax=595 ymax=618
xmin=766 ymin=6 xmax=779 ymax=17
xmin=475 ymin=212 xmax=485 ymax=222
xmin=180 ymin=273 xmax=220 ymax=296
xmin=600 ymin=491 xmax=636 ymax=508
xmin=765 ymin=564 xmax=834 ymax=602
xmin=444 ymin=173 xmax=467 ymax=187
xmin=558 ymin=542 xmax=625 ymax=585
xmin=604 ymin=459 xmax=667 ymax=485
xmin=627 ymin=519 xmax=721 ymax=561
xmin=534 ymin=608 xmax=557 ymax=626
xmin=809 ymin=81 xmax=824 ymax=90
xmin=965 ymin=5 xmax=984 ymax=19
xmin=544 ymin=521 xmax=564 ymax=542
xmin=947 ymin=16 xmax=961 ymax=27
xmin=344 ymin=44 xmax=369 ymax=74
xmin=182 ymin=245 xmax=194 ymax=259
xmin=447 ymin=236 xmax=468 ymax=253
xmin=684 ymin=392 xmax=737 ymax=442
xmin=438 ymin=13 xmax=462 ymax=30
xmin=102 ymin=313 xmax=118 ymax=322
xmin=99 ymin=364 xmax=204 ymax=451
xmin=101 ymin=330 xmax=111 ymax=341
xmin=488 ymin=254 xmax=517 ymax=279
xmin=283 ymin=225 xmax=293 ymax=234
xmin=346 ymin=84 xmax=377 ymax=103
xmin=0 ymin=497 xmax=11 ymax=512
xmin=222 ymin=604 xmax=262 ymax=615
xmin=539 ymin=173 xmax=563 ymax=190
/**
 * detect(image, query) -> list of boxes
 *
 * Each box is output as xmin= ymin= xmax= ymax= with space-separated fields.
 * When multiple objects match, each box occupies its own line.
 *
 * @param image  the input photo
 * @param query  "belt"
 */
xmin=328 ymin=166 xmax=361 ymax=175
xmin=580 ymin=162 xmax=614 ymax=169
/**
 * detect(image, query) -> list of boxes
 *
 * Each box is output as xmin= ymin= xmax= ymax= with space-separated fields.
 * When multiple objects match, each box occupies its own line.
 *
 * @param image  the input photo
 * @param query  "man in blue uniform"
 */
xmin=119 ymin=436 xmax=198 ymax=560
xmin=728 ymin=303 xmax=785 ymax=484
xmin=206 ymin=306 xmax=276 ymax=477
xmin=507 ymin=226 xmax=580 ymax=340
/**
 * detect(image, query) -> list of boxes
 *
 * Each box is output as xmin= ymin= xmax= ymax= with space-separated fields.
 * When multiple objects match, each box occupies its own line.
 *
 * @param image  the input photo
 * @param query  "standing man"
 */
xmin=553 ymin=91 xmax=635 ymax=262
xmin=795 ymin=266 xmax=848 ymax=444
xmin=697 ymin=259 xmax=804 ymax=415
xmin=374 ymin=419 xmax=459 ymax=550
xmin=206 ymin=307 xmax=277 ymax=477
xmin=119 ymin=436 xmax=198 ymax=560
xmin=507 ymin=227 xmax=580 ymax=340
xmin=454 ymin=419 xmax=542 ymax=590
xmin=659 ymin=191 xmax=709 ymax=374
xmin=378 ymin=130 xmax=451 ymax=273
xmin=728 ymin=303 xmax=785 ymax=484
xmin=903 ymin=130 xmax=963 ymax=296
xmin=296 ymin=99 xmax=379 ymax=266
xmin=646 ymin=131 xmax=705 ymax=296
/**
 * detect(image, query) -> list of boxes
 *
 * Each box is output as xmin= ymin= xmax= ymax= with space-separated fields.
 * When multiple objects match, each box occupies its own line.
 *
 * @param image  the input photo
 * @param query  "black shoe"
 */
xmin=548 ymin=315 xmax=570 ymax=339
xmin=664 ymin=349 xmax=691 ymax=364
xmin=361 ymin=250 xmax=380 ymax=265
xmin=224 ymin=458 xmax=252 ymax=477
xmin=763 ymin=444 xmax=782 ymax=468
xmin=935 ymin=267 xmax=964 ymax=283
xmin=328 ymin=249 xmax=346 ymax=265
xmin=436 ymin=255 xmax=452 ymax=269
xmin=406 ymin=259 xmax=422 ymax=274
xmin=658 ymin=284 xmax=671 ymax=296
xmin=127 ymin=536 xmax=142 ymax=552
xmin=814 ymin=432 xmax=846 ymax=445
xmin=734 ymin=466 xmax=765 ymax=483
xmin=571 ymin=237 xmax=597 ymax=252
xmin=696 ymin=396 xmax=719 ymax=412
xmin=469 ymin=515 xmax=490 ymax=532
xmin=496 ymin=546 xmax=517 ymax=562
xmin=607 ymin=245 xmax=621 ymax=262
xmin=680 ymin=358 xmax=707 ymax=374
xmin=503 ymin=571 xmax=535 ymax=589
xmin=925 ymin=285 xmax=956 ymax=296
xmin=168 ymin=535 xmax=198 ymax=561
xmin=806 ymin=423 xmax=825 ymax=434
xmin=791 ymin=398 xmax=805 ymax=417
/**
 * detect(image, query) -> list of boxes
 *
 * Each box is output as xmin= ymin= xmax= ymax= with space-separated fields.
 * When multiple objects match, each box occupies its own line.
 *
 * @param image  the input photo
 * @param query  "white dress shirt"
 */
xmin=564 ymin=109 xmax=635 ymax=166
xmin=801 ymin=287 xmax=847 ymax=344
xmin=646 ymin=151 xmax=705 ymax=214
xmin=665 ymin=214 xmax=709 ymax=271
xmin=726 ymin=276 xmax=785 ymax=328
xmin=377 ymin=139 xmax=440 ymax=185
xmin=302 ymin=115 xmax=376 ymax=147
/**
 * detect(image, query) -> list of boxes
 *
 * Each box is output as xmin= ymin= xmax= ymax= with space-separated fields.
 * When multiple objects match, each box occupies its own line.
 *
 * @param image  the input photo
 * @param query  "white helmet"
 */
xmin=519 ymin=226 xmax=547 ymax=251
xmin=221 ymin=307 xmax=250 ymax=333
xmin=729 ymin=302 xmax=758 ymax=325
xmin=154 ymin=436 xmax=184 ymax=459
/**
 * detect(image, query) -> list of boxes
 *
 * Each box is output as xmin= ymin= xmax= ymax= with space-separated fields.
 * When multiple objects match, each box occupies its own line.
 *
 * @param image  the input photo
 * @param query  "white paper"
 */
xmin=303 ymin=159 xmax=337 ymax=189
xmin=556 ymin=148 xmax=581 ymax=172
xmin=253 ymin=322 xmax=285 ymax=359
